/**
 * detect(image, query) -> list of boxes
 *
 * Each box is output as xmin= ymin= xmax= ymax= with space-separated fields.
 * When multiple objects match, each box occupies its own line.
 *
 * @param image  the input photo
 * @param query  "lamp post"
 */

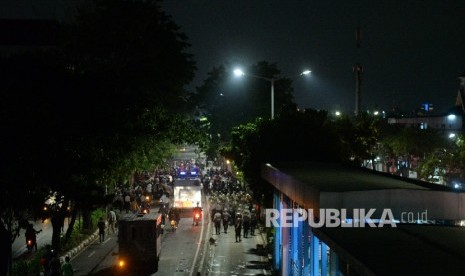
xmin=233 ymin=69 xmax=311 ymax=119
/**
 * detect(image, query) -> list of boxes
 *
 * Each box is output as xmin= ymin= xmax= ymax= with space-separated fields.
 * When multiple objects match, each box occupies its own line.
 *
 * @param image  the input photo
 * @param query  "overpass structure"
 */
xmin=262 ymin=162 xmax=465 ymax=276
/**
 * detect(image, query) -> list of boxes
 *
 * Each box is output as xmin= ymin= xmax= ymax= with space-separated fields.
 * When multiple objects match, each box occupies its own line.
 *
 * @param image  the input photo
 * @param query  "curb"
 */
xmin=59 ymin=230 xmax=99 ymax=263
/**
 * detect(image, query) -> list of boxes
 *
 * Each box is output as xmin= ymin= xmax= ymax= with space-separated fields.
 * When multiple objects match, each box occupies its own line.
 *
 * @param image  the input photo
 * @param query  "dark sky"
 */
xmin=162 ymin=1 xmax=465 ymax=114
xmin=2 ymin=0 xmax=465 ymax=114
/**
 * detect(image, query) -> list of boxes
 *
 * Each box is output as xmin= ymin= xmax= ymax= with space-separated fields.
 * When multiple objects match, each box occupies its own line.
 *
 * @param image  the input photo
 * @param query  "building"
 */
xmin=262 ymin=162 xmax=465 ymax=275
xmin=387 ymin=71 xmax=465 ymax=132
xmin=387 ymin=113 xmax=462 ymax=131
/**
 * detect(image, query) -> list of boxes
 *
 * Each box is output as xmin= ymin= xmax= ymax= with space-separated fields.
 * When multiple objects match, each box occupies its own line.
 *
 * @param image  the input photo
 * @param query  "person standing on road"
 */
xmin=222 ymin=210 xmax=230 ymax=234
xmin=124 ymin=193 xmax=131 ymax=213
xmin=250 ymin=211 xmax=257 ymax=236
xmin=98 ymin=217 xmax=105 ymax=243
xmin=213 ymin=211 xmax=222 ymax=235
xmin=235 ymin=218 xmax=242 ymax=242
xmin=108 ymin=210 xmax=117 ymax=234
xmin=62 ymin=256 xmax=74 ymax=276
xmin=130 ymin=198 xmax=138 ymax=213
xmin=243 ymin=215 xmax=250 ymax=238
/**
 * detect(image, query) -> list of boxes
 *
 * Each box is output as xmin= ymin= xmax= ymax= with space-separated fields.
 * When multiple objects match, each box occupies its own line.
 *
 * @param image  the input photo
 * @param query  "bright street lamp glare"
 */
xmin=233 ymin=66 xmax=312 ymax=120
xmin=233 ymin=69 xmax=244 ymax=77
xmin=448 ymin=114 xmax=456 ymax=120
xmin=301 ymin=70 xmax=311 ymax=75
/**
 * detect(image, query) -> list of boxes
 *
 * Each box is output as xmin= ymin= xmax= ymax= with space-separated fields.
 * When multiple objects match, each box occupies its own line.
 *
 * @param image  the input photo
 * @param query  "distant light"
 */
xmin=301 ymin=70 xmax=311 ymax=75
xmin=449 ymin=133 xmax=456 ymax=139
xmin=233 ymin=69 xmax=244 ymax=77
xmin=448 ymin=114 xmax=456 ymax=120
xmin=226 ymin=160 xmax=230 ymax=164
xmin=335 ymin=111 xmax=341 ymax=116
xmin=374 ymin=111 xmax=379 ymax=116
xmin=454 ymin=184 xmax=460 ymax=189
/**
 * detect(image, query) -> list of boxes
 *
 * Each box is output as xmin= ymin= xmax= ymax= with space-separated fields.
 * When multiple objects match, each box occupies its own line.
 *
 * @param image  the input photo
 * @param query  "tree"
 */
xmin=0 ymin=51 xmax=74 ymax=269
xmin=418 ymin=134 xmax=465 ymax=185
xmin=332 ymin=112 xmax=388 ymax=168
xmin=66 ymin=0 xmax=196 ymax=111
xmin=383 ymin=127 xmax=445 ymax=176
xmin=50 ymin=0 xmax=200 ymax=243
xmin=224 ymin=109 xmax=343 ymax=201
xmin=0 ymin=0 xmax=200 ymax=259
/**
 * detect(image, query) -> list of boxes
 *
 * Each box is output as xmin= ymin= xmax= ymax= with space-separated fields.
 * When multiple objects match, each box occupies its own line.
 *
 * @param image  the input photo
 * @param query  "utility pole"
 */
xmin=353 ymin=27 xmax=363 ymax=116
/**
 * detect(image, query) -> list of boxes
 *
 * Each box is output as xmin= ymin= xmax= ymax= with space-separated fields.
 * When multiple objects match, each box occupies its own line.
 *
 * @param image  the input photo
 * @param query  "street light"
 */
xmin=233 ymin=69 xmax=245 ymax=77
xmin=233 ymin=68 xmax=311 ymax=119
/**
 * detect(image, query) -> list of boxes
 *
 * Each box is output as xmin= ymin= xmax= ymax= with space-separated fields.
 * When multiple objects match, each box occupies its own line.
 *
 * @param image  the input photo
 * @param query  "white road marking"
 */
xmin=102 ymin=237 xmax=111 ymax=244
xmin=88 ymin=251 xmax=95 ymax=258
xmin=190 ymin=198 xmax=210 ymax=276
xmin=189 ymin=209 xmax=206 ymax=276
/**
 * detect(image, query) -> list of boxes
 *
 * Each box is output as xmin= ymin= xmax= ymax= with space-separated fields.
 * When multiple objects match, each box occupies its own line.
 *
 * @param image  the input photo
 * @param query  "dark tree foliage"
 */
xmin=0 ymin=50 xmax=76 ymax=269
xmin=0 ymin=51 xmax=68 ymax=214
xmin=382 ymin=126 xmax=448 ymax=178
xmin=66 ymin=0 xmax=196 ymax=111
xmin=333 ymin=112 xmax=385 ymax=166
xmin=0 ymin=0 xmax=200 ymax=256
xmin=224 ymin=109 xmax=344 ymax=198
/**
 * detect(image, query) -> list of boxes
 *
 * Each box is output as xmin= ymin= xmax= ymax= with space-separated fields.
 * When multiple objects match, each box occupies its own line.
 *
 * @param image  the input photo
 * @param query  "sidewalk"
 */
xmin=203 ymin=194 xmax=272 ymax=275
xmin=206 ymin=221 xmax=272 ymax=275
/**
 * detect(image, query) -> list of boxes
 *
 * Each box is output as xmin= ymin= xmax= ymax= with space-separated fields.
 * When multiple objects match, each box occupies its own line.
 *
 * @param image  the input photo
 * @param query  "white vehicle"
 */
xmin=173 ymin=179 xmax=202 ymax=208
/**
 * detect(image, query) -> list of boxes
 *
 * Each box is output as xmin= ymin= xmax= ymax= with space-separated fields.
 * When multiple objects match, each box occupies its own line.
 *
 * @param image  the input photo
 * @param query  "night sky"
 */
xmin=3 ymin=0 xmax=465 ymax=114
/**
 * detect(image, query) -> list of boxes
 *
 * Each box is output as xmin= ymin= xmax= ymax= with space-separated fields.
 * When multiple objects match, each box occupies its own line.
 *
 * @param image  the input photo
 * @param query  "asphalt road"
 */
xmin=70 ymin=206 xmax=210 ymax=276
xmin=20 ymin=183 xmax=272 ymax=275
xmin=69 ymin=212 xmax=271 ymax=276
xmin=72 ymin=231 xmax=118 ymax=276
xmin=156 ymin=216 xmax=208 ymax=275
xmin=204 ymin=228 xmax=271 ymax=275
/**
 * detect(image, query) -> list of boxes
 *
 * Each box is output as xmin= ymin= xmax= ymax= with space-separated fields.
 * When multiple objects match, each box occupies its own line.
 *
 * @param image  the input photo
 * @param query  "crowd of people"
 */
xmin=32 ymin=160 xmax=262 ymax=275
xmin=205 ymin=169 xmax=259 ymax=242
xmin=210 ymin=191 xmax=258 ymax=242
xmin=110 ymin=169 xmax=176 ymax=215
xmin=202 ymin=168 xmax=245 ymax=196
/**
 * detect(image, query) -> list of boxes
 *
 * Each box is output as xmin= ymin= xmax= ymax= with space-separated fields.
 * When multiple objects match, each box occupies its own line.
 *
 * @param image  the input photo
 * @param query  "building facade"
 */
xmin=387 ymin=71 xmax=465 ymax=132
xmin=262 ymin=162 xmax=465 ymax=275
